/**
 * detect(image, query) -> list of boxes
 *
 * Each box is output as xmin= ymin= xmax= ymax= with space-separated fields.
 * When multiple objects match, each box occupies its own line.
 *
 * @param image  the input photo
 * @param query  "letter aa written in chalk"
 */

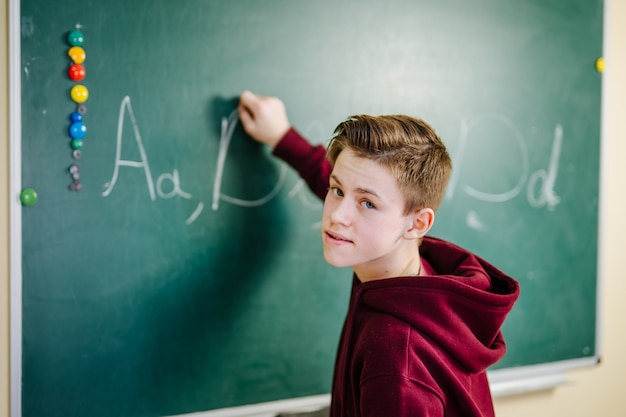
xmin=101 ymin=96 xmax=200 ymax=224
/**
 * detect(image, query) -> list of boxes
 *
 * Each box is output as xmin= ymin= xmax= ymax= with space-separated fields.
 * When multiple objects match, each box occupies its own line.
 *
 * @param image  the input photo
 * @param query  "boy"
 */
xmin=237 ymin=91 xmax=519 ymax=417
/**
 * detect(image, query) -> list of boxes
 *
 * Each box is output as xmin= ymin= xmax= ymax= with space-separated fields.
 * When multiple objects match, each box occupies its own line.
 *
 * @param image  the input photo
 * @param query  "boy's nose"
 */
xmin=328 ymin=198 xmax=353 ymax=226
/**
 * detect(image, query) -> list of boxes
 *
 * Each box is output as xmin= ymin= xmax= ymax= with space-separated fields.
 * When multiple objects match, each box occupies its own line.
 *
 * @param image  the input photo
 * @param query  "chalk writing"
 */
xmin=102 ymin=98 xmax=563 ymax=227
xmin=101 ymin=96 xmax=203 ymax=224
xmin=446 ymin=113 xmax=561 ymax=210
xmin=102 ymin=97 xmax=315 ymax=226
xmin=102 ymin=96 xmax=156 ymax=200
xmin=211 ymin=109 xmax=288 ymax=211
xmin=527 ymin=124 xmax=562 ymax=211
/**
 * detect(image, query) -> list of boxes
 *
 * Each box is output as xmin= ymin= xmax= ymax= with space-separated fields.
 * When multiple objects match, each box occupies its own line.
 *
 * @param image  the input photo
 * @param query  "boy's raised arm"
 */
xmin=237 ymin=90 xmax=332 ymax=200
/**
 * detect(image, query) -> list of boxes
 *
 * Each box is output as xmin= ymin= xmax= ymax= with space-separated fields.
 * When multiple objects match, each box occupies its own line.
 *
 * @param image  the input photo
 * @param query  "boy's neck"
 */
xmin=355 ymin=255 xmax=423 ymax=283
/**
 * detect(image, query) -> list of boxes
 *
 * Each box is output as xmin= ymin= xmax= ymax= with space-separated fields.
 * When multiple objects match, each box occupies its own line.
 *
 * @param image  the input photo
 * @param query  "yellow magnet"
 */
xmin=595 ymin=57 xmax=605 ymax=73
xmin=68 ymin=46 xmax=86 ymax=64
xmin=70 ymin=84 xmax=89 ymax=103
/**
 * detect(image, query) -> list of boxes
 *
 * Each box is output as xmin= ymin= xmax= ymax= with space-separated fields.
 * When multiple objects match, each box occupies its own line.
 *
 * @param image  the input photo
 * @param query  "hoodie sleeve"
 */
xmin=272 ymin=127 xmax=332 ymax=200
xmin=360 ymin=375 xmax=444 ymax=416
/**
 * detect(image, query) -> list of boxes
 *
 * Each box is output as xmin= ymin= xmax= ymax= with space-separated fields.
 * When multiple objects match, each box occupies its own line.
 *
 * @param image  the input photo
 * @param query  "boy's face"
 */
xmin=321 ymin=150 xmax=423 ymax=282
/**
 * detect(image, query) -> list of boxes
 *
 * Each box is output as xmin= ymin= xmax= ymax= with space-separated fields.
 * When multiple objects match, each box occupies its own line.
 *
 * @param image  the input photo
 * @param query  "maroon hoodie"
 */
xmin=273 ymin=128 xmax=520 ymax=417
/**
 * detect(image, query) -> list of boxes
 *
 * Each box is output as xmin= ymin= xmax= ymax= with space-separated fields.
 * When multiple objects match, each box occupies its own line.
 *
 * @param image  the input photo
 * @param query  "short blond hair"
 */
xmin=327 ymin=115 xmax=452 ymax=214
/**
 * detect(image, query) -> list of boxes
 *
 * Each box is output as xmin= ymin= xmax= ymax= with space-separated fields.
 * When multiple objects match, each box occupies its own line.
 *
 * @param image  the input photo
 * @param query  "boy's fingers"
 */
xmin=238 ymin=107 xmax=253 ymax=129
xmin=238 ymin=91 xmax=258 ymax=131
xmin=240 ymin=90 xmax=261 ymax=114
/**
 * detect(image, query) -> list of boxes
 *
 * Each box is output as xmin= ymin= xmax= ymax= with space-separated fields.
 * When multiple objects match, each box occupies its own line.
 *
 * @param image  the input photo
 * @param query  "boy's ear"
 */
xmin=405 ymin=208 xmax=435 ymax=240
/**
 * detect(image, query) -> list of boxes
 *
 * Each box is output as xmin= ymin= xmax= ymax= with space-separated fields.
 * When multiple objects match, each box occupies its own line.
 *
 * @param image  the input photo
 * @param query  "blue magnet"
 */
xmin=69 ymin=122 xmax=87 ymax=139
xmin=70 ymin=111 xmax=83 ymax=123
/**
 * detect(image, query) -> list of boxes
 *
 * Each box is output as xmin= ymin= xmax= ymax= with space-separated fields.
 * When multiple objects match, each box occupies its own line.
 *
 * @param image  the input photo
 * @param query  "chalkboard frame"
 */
xmin=9 ymin=0 xmax=604 ymax=416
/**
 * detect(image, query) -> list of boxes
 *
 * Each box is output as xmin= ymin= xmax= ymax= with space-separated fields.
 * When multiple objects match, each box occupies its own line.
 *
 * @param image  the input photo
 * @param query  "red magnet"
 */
xmin=68 ymin=64 xmax=86 ymax=81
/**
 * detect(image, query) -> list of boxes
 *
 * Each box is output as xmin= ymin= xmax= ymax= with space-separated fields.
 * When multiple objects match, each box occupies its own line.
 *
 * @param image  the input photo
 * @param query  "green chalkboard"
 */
xmin=17 ymin=0 xmax=603 ymax=415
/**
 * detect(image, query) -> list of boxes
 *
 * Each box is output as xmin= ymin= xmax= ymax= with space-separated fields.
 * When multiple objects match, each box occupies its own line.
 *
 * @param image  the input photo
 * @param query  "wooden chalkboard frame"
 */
xmin=9 ymin=0 xmax=604 ymax=415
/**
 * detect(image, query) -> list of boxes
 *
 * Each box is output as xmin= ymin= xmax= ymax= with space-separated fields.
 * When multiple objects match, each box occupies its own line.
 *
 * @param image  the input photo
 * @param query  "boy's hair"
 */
xmin=327 ymin=115 xmax=452 ymax=214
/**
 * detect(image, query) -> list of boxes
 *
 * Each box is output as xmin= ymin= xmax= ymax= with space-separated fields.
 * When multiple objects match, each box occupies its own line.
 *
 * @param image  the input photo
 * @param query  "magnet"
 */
xmin=70 ymin=111 xmax=83 ymax=123
xmin=68 ymin=163 xmax=80 ymax=174
xmin=68 ymin=63 xmax=86 ymax=81
xmin=71 ymin=139 xmax=84 ymax=150
xmin=70 ymin=84 xmax=89 ymax=103
xmin=595 ymin=57 xmax=605 ymax=73
xmin=69 ymin=122 xmax=87 ymax=139
xmin=72 ymin=149 xmax=82 ymax=159
xmin=69 ymin=181 xmax=83 ymax=192
xmin=67 ymin=29 xmax=85 ymax=46
xmin=68 ymin=46 xmax=86 ymax=64
xmin=20 ymin=188 xmax=38 ymax=206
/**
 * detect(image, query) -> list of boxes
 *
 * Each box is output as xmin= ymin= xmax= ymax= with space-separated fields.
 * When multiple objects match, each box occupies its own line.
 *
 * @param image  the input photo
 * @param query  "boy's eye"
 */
xmin=360 ymin=200 xmax=375 ymax=209
xmin=330 ymin=187 xmax=344 ymax=197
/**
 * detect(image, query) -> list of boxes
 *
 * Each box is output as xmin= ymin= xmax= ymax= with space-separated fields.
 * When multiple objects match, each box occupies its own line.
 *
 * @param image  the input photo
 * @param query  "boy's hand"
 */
xmin=238 ymin=91 xmax=291 ymax=148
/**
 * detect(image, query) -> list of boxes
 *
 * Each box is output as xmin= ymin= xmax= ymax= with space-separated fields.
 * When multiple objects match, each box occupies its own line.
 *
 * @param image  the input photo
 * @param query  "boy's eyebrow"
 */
xmin=330 ymin=174 xmax=381 ymax=199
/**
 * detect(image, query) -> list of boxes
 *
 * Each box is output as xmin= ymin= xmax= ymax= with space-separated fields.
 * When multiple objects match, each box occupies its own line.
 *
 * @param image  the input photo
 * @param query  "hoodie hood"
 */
xmin=357 ymin=236 xmax=520 ymax=373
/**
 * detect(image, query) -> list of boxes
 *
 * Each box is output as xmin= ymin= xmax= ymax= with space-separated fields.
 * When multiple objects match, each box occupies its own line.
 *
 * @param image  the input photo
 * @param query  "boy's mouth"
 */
xmin=325 ymin=230 xmax=352 ymax=243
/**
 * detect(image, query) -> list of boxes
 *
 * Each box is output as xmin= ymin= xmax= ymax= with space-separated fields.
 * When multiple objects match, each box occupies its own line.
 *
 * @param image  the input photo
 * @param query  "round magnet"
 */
xmin=67 ymin=29 xmax=85 ymax=46
xmin=595 ymin=57 xmax=605 ymax=73
xmin=68 ymin=63 xmax=86 ymax=81
xmin=71 ymin=139 xmax=84 ymax=150
xmin=68 ymin=163 xmax=80 ymax=174
xmin=70 ymin=84 xmax=89 ymax=103
xmin=69 ymin=181 xmax=83 ymax=192
xmin=72 ymin=149 xmax=82 ymax=159
xmin=68 ymin=46 xmax=86 ymax=64
xmin=70 ymin=111 xmax=83 ymax=123
xmin=69 ymin=122 xmax=87 ymax=139
xmin=20 ymin=188 xmax=38 ymax=206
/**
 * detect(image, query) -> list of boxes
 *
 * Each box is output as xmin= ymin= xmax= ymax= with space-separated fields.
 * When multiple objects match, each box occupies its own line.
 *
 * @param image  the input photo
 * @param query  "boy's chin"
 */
xmin=323 ymin=252 xmax=352 ymax=269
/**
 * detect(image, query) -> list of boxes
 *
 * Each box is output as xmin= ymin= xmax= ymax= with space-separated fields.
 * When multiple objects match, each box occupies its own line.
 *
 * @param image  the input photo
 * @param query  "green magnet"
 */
xmin=20 ymin=188 xmax=38 ymax=206
xmin=67 ymin=29 xmax=85 ymax=46
xmin=71 ymin=139 xmax=84 ymax=150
